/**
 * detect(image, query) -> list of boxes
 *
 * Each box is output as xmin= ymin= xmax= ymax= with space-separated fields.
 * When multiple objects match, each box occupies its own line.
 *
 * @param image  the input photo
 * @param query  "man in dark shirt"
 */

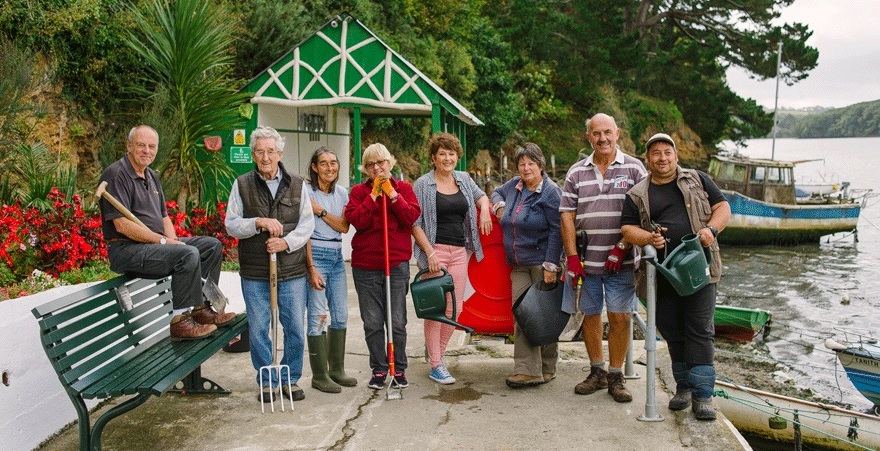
xmin=99 ymin=125 xmax=236 ymax=340
xmin=620 ymin=133 xmax=731 ymax=421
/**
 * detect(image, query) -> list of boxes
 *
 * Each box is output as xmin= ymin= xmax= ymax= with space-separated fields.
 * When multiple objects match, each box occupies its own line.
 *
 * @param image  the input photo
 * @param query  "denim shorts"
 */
xmin=564 ymin=271 xmax=637 ymax=315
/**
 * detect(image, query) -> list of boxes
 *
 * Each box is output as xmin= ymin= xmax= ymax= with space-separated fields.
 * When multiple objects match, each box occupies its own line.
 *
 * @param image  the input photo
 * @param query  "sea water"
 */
xmin=717 ymin=137 xmax=880 ymax=412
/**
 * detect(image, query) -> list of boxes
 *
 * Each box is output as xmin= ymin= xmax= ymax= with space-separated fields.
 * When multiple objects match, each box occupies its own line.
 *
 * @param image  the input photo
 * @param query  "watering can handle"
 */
xmin=413 ymin=267 xmax=449 ymax=281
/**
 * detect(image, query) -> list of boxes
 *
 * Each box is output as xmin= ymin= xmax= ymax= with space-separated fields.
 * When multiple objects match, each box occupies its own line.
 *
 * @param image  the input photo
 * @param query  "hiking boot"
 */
xmin=368 ymin=372 xmax=387 ymax=389
xmin=257 ymin=386 xmax=275 ymax=403
xmin=191 ymin=302 xmax=237 ymax=327
xmin=429 ymin=365 xmax=456 ymax=384
xmin=543 ymin=373 xmax=556 ymax=383
xmin=692 ymin=397 xmax=716 ymax=421
xmin=170 ymin=313 xmax=217 ymax=341
xmin=607 ymin=372 xmax=633 ymax=403
xmin=390 ymin=371 xmax=408 ymax=388
xmin=281 ymin=384 xmax=305 ymax=401
xmin=505 ymin=374 xmax=544 ymax=388
xmin=669 ymin=389 xmax=692 ymax=411
xmin=574 ymin=367 xmax=608 ymax=395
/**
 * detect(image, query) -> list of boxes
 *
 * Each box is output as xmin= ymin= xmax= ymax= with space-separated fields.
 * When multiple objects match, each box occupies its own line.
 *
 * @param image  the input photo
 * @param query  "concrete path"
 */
xmin=37 ymin=264 xmax=748 ymax=451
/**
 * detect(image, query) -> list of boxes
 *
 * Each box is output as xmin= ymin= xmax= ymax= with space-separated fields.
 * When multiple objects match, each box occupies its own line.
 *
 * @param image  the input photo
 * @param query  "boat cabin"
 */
xmin=708 ymin=153 xmax=795 ymax=204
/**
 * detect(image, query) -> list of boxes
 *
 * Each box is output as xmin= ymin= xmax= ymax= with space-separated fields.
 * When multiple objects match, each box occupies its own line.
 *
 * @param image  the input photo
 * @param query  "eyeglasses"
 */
xmin=253 ymin=149 xmax=279 ymax=157
xmin=364 ymin=159 xmax=386 ymax=169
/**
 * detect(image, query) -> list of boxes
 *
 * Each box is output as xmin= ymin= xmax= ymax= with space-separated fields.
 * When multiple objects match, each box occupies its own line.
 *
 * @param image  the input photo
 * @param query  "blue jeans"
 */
xmin=352 ymin=262 xmax=409 ymax=373
xmin=241 ymin=276 xmax=307 ymax=386
xmin=307 ymin=245 xmax=349 ymax=335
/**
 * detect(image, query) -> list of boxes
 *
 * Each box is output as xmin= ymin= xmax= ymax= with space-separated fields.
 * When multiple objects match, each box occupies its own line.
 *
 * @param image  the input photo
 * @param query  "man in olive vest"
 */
xmin=225 ymin=126 xmax=315 ymax=402
xmin=620 ymin=133 xmax=731 ymax=421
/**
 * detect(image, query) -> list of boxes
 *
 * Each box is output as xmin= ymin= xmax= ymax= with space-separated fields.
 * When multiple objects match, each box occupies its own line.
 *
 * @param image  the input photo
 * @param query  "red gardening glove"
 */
xmin=565 ymin=254 xmax=586 ymax=287
xmin=605 ymin=242 xmax=627 ymax=273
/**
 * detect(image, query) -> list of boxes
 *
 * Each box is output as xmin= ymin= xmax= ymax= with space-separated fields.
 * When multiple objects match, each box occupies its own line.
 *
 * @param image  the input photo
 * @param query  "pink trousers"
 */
xmin=422 ymin=244 xmax=469 ymax=368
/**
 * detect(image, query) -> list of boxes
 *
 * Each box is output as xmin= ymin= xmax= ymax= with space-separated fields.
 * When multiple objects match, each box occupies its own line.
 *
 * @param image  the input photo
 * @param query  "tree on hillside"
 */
xmin=125 ymin=0 xmax=249 ymax=209
xmin=627 ymin=0 xmax=818 ymax=84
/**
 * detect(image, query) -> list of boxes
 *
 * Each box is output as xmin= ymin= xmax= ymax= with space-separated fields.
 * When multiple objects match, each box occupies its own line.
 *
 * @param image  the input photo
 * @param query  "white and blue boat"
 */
xmin=707 ymin=152 xmax=867 ymax=245
xmin=826 ymin=330 xmax=880 ymax=415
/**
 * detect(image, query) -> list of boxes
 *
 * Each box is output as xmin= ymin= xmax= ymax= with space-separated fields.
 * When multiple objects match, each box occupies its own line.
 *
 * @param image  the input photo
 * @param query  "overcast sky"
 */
xmin=725 ymin=0 xmax=880 ymax=109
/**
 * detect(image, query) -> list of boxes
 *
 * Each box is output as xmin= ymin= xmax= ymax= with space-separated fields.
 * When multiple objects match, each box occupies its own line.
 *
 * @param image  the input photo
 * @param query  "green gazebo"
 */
xmin=222 ymin=13 xmax=482 ymax=185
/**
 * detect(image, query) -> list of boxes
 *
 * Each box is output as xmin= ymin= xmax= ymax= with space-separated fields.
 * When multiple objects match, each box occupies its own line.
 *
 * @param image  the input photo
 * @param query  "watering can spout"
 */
xmin=410 ymin=268 xmax=475 ymax=334
xmin=647 ymin=233 xmax=710 ymax=296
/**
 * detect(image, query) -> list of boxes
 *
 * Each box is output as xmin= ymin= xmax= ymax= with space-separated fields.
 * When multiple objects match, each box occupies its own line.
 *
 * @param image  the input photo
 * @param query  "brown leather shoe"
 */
xmin=281 ymin=384 xmax=306 ymax=401
xmin=170 ymin=313 xmax=217 ymax=341
xmin=192 ymin=302 xmax=237 ymax=327
xmin=607 ymin=371 xmax=633 ymax=403
xmin=574 ymin=367 xmax=608 ymax=395
xmin=505 ymin=374 xmax=545 ymax=388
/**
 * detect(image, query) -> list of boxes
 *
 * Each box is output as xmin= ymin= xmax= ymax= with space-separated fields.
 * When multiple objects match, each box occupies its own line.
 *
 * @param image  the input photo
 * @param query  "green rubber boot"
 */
xmin=308 ymin=334 xmax=341 ymax=393
xmin=328 ymin=328 xmax=358 ymax=387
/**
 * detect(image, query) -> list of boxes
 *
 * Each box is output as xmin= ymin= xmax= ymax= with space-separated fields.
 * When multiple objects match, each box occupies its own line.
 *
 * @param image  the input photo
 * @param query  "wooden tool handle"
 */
xmin=96 ymin=181 xmax=148 ymax=229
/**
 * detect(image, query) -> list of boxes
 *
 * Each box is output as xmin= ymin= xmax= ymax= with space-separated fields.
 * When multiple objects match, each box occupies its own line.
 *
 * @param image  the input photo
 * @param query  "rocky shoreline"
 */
xmin=713 ymin=338 xmax=853 ymax=409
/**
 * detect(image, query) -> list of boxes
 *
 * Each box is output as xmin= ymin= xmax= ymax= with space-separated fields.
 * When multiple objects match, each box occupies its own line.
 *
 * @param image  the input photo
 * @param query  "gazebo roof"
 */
xmin=242 ymin=13 xmax=482 ymax=126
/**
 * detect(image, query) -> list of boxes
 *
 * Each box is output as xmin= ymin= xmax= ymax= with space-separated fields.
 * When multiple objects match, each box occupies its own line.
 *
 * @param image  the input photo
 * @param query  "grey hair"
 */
xmin=250 ymin=126 xmax=285 ymax=152
xmin=359 ymin=143 xmax=397 ymax=174
xmin=585 ymin=113 xmax=618 ymax=131
xmin=127 ymin=125 xmax=158 ymax=141
xmin=513 ymin=142 xmax=545 ymax=171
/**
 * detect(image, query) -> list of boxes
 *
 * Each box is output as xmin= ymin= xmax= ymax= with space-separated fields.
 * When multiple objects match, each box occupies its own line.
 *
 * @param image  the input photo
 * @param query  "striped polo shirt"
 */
xmin=560 ymin=148 xmax=647 ymax=274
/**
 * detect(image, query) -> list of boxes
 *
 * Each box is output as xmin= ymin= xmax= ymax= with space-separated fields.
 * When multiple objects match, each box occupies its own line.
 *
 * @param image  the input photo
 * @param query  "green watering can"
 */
xmin=649 ymin=233 xmax=711 ymax=296
xmin=410 ymin=268 xmax=474 ymax=334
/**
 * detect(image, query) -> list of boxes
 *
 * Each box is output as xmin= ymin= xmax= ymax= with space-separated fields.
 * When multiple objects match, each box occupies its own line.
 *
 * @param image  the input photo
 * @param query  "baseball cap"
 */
xmin=645 ymin=133 xmax=677 ymax=151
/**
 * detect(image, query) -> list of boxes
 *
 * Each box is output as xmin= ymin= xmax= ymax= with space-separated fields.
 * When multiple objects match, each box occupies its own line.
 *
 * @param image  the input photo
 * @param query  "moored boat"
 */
xmin=707 ymin=152 xmax=867 ymax=245
xmin=715 ymin=380 xmax=880 ymax=450
xmin=825 ymin=330 xmax=880 ymax=414
xmin=714 ymin=305 xmax=772 ymax=342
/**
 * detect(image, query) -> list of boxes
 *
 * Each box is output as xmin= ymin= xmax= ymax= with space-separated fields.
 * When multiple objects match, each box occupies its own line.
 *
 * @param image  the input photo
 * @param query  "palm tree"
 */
xmin=125 ymin=0 xmax=248 ymax=209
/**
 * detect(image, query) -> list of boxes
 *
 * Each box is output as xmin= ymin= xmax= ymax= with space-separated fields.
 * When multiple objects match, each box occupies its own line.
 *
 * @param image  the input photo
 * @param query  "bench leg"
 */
xmin=168 ymin=366 xmax=231 ymax=395
xmin=69 ymin=393 xmax=91 ymax=451
xmin=89 ymin=393 xmax=151 ymax=451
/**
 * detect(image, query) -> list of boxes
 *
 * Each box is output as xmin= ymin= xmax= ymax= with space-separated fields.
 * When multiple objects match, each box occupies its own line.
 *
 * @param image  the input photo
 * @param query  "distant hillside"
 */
xmin=773 ymin=100 xmax=880 ymax=138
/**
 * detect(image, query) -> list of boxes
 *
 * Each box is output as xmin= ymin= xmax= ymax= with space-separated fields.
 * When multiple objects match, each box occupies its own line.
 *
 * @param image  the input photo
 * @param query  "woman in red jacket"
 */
xmin=344 ymin=143 xmax=421 ymax=390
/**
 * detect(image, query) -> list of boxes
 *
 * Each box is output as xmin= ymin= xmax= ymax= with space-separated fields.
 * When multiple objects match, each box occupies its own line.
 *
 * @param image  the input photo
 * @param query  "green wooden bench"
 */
xmin=31 ymin=275 xmax=248 ymax=451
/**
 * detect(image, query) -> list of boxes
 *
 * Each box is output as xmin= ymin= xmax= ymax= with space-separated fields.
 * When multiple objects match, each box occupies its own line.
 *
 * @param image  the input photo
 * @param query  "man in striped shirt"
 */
xmin=560 ymin=113 xmax=647 ymax=403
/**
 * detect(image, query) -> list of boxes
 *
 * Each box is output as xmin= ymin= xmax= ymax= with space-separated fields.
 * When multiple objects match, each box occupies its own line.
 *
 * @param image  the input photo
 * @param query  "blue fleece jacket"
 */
xmin=491 ymin=174 xmax=563 ymax=267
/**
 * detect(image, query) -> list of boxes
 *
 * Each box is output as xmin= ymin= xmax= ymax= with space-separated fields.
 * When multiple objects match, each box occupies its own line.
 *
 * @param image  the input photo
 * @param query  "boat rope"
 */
xmin=715 ymin=382 xmax=879 ymax=450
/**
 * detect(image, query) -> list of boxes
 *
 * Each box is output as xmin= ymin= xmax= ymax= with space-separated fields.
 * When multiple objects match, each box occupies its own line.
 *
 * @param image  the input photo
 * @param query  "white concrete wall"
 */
xmin=0 ymin=275 xmax=248 ymax=451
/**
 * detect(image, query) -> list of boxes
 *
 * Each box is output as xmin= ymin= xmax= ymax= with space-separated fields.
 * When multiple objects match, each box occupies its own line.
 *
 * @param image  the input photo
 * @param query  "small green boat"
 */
xmin=639 ymin=299 xmax=772 ymax=342
xmin=713 ymin=305 xmax=772 ymax=342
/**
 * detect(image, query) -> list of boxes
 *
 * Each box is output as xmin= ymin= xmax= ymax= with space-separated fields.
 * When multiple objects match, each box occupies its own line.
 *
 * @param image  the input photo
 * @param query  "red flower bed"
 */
xmin=0 ymin=189 xmax=237 ymax=284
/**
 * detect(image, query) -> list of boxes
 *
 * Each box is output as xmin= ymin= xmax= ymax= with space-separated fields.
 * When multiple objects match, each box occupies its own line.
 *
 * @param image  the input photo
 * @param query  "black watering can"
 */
xmin=410 ymin=268 xmax=474 ymax=334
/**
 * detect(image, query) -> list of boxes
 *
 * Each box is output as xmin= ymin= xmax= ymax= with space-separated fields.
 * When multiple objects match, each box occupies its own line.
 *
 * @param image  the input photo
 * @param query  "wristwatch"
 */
xmin=707 ymin=226 xmax=719 ymax=238
xmin=318 ymin=210 xmax=328 ymax=218
xmin=159 ymin=236 xmax=167 ymax=245
xmin=542 ymin=262 xmax=559 ymax=272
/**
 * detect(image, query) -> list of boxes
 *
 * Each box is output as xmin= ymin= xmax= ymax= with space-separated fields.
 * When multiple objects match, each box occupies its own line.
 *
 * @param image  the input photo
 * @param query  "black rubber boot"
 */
xmin=308 ymin=334 xmax=341 ymax=393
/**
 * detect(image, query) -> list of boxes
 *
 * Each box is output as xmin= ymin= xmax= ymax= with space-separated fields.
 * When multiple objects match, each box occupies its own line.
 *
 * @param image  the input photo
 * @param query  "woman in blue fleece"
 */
xmin=491 ymin=143 xmax=563 ymax=388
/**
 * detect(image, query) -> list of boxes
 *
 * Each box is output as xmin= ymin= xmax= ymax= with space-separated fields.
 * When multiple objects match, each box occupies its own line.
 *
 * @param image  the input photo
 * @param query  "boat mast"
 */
xmin=771 ymin=41 xmax=783 ymax=161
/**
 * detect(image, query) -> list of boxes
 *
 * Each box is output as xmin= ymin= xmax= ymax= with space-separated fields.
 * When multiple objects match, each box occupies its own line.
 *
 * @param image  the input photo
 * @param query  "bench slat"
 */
xmin=82 ymin=315 xmax=247 ymax=398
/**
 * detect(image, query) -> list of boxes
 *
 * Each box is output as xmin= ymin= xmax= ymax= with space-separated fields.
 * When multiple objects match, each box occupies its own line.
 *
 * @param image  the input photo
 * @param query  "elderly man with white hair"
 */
xmin=225 ymin=126 xmax=315 ymax=403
